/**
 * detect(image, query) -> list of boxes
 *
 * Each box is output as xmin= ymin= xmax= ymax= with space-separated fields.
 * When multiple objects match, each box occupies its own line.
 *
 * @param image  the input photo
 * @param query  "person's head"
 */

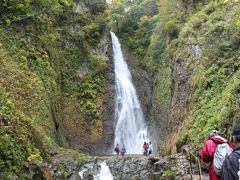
xmin=231 ymin=124 xmax=240 ymax=146
xmin=209 ymin=130 xmax=218 ymax=138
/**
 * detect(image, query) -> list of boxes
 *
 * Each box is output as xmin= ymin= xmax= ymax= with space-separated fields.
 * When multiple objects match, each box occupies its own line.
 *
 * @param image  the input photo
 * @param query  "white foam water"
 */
xmin=94 ymin=161 xmax=113 ymax=180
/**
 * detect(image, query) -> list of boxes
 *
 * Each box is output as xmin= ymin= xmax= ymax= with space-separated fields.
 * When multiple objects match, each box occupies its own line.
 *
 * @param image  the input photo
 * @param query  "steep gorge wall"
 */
xmin=64 ymin=33 xmax=116 ymax=155
xmin=167 ymin=1 xmax=240 ymax=152
xmin=93 ymin=35 xmax=115 ymax=155
xmin=0 ymin=1 xmax=116 ymax=176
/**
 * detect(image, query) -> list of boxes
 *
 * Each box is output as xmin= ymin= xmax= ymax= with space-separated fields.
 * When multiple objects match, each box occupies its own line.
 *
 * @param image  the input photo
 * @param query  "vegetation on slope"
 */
xmin=0 ymin=0 xmax=109 ymax=177
xmin=175 ymin=1 xmax=240 ymax=151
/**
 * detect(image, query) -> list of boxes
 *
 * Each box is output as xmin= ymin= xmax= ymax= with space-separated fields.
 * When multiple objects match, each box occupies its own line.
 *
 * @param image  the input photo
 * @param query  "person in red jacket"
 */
xmin=199 ymin=130 xmax=228 ymax=180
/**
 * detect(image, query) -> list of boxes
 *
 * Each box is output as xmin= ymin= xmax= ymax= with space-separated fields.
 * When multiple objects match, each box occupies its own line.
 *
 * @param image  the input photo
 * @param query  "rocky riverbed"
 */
xmin=79 ymin=153 xmax=209 ymax=180
xmin=31 ymin=153 xmax=209 ymax=180
xmin=78 ymin=155 xmax=152 ymax=180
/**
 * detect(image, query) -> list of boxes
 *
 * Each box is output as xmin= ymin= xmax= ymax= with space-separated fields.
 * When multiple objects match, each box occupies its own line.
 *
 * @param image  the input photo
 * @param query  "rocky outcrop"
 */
xmin=107 ymin=156 xmax=153 ymax=179
xmin=26 ymin=150 xmax=89 ymax=180
xmin=168 ymin=58 xmax=192 ymax=134
xmin=89 ymin=33 xmax=116 ymax=155
xmin=77 ymin=153 xmax=207 ymax=180
xmin=78 ymin=156 xmax=154 ymax=180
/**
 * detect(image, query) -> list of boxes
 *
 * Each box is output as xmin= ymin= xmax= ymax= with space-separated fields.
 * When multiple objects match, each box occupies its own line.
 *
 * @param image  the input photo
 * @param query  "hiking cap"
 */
xmin=209 ymin=130 xmax=218 ymax=137
xmin=232 ymin=124 xmax=240 ymax=136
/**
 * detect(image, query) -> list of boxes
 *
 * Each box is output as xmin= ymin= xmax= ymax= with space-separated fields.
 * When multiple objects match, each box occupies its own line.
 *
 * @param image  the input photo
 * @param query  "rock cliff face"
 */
xmin=59 ymin=32 xmax=116 ymax=155
xmin=168 ymin=58 xmax=192 ymax=135
xmin=107 ymin=156 xmax=152 ymax=179
xmin=122 ymin=48 xmax=168 ymax=153
xmin=89 ymin=33 xmax=116 ymax=155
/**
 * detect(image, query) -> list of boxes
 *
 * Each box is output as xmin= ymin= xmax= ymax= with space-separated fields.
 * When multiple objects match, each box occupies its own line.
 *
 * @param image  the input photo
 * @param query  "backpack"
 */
xmin=213 ymin=143 xmax=233 ymax=176
xmin=114 ymin=147 xmax=119 ymax=152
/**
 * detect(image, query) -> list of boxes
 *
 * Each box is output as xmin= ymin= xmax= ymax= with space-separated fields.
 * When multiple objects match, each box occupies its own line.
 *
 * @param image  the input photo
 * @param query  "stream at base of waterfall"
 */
xmin=79 ymin=161 xmax=113 ymax=180
xmin=93 ymin=161 xmax=113 ymax=180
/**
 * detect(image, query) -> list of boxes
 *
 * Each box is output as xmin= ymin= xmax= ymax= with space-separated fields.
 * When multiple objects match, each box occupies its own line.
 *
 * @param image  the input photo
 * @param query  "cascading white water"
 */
xmin=94 ymin=161 xmax=113 ymax=180
xmin=79 ymin=169 xmax=87 ymax=179
xmin=111 ymin=32 xmax=148 ymax=154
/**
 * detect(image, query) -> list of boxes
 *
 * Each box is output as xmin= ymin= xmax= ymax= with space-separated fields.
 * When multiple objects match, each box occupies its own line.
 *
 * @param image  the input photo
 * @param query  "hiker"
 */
xmin=114 ymin=144 xmax=120 ymax=158
xmin=121 ymin=145 xmax=126 ymax=157
xmin=146 ymin=143 xmax=149 ymax=154
xmin=199 ymin=130 xmax=229 ymax=180
xmin=143 ymin=142 xmax=148 ymax=156
xmin=145 ymin=142 xmax=149 ymax=156
xmin=221 ymin=124 xmax=240 ymax=180
xmin=148 ymin=141 xmax=153 ymax=156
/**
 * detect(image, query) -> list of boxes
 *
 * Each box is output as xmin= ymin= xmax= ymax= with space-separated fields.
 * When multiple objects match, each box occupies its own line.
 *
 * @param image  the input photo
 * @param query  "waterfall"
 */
xmin=111 ymin=32 xmax=148 ymax=154
xmin=94 ymin=161 xmax=113 ymax=180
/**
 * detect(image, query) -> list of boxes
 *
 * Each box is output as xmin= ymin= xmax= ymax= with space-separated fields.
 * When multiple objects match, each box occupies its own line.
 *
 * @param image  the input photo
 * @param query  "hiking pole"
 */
xmin=189 ymin=152 xmax=193 ymax=180
xmin=197 ymin=158 xmax=202 ymax=180
xmin=189 ymin=152 xmax=202 ymax=180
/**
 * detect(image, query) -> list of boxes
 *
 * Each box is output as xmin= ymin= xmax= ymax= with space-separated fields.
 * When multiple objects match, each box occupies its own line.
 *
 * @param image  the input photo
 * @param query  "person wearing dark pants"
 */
xmin=221 ymin=124 xmax=240 ymax=180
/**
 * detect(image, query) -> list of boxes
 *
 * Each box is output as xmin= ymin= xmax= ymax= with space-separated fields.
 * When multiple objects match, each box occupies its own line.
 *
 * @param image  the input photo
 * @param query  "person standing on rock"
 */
xmin=121 ymin=145 xmax=126 ymax=157
xmin=148 ymin=141 xmax=153 ymax=156
xmin=143 ymin=142 xmax=148 ymax=156
xmin=221 ymin=124 xmax=240 ymax=180
xmin=199 ymin=130 xmax=228 ymax=180
xmin=143 ymin=142 xmax=149 ymax=156
xmin=146 ymin=143 xmax=149 ymax=155
xmin=114 ymin=144 xmax=120 ymax=159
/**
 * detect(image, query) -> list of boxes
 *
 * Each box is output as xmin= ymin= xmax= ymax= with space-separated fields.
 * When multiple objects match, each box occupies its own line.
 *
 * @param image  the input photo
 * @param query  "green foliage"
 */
xmin=86 ymin=0 xmax=106 ymax=14
xmin=27 ymin=149 xmax=43 ymax=165
xmin=155 ymin=65 xmax=171 ymax=112
xmin=77 ymin=72 xmax=105 ymax=124
xmin=108 ymin=0 xmax=183 ymax=65
xmin=0 ymin=0 xmax=109 ymax=176
xmin=174 ymin=0 xmax=240 ymax=151
xmin=160 ymin=167 xmax=176 ymax=180
xmin=0 ymin=91 xmax=14 ymax=117
xmin=0 ymin=0 xmax=32 ymax=24
xmin=0 ymin=0 xmax=75 ymax=25
xmin=0 ymin=134 xmax=26 ymax=173
xmin=82 ymin=23 xmax=101 ymax=46
xmin=109 ymin=0 xmax=158 ymax=33
xmin=164 ymin=18 xmax=181 ymax=38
